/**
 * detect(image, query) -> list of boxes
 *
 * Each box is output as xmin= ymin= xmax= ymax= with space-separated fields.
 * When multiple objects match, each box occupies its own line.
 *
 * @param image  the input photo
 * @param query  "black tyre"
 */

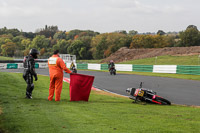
xmin=155 ymin=97 xmax=171 ymax=105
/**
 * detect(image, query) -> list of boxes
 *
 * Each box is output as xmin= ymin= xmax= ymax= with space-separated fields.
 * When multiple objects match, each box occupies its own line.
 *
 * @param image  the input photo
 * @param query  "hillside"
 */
xmin=101 ymin=46 xmax=200 ymax=63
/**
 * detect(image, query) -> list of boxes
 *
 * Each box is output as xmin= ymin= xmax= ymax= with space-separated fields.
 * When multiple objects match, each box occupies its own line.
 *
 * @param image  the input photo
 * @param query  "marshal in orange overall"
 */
xmin=48 ymin=50 xmax=71 ymax=101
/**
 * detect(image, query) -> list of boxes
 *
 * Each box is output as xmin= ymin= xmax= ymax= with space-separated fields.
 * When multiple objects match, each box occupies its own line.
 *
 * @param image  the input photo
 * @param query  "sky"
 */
xmin=0 ymin=0 xmax=200 ymax=33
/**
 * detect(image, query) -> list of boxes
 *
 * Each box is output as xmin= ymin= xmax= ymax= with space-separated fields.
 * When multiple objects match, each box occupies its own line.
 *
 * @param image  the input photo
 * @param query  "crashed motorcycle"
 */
xmin=109 ymin=67 xmax=116 ymax=75
xmin=126 ymin=82 xmax=171 ymax=105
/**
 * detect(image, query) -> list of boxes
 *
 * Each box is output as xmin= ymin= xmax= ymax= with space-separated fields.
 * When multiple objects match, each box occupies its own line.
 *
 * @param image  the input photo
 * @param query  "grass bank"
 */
xmin=76 ymin=60 xmax=102 ymax=64
xmin=0 ymin=56 xmax=13 ymax=60
xmin=0 ymin=72 xmax=200 ymax=133
xmin=119 ymin=55 xmax=200 ymax=65
xmin=76 ymin=55 xmax=200 ymax=65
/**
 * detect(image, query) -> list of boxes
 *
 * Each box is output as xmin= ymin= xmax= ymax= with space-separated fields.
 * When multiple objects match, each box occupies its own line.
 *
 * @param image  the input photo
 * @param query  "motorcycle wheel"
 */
xmin=155 ymin=97 xmax=171 ymax=105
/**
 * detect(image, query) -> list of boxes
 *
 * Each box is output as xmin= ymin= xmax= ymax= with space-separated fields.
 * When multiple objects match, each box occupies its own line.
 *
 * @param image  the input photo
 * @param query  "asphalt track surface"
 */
xmin=1 ymin=68 xmax=200 ymax=106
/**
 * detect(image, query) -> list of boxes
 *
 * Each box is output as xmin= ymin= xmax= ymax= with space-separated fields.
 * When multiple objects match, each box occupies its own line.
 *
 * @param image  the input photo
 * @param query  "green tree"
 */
xmin=78 ymin=36 xmax=93 ymax=59
xmin=90 ymin=34 xmax=107 ymax=59
xmin=114 ymin=30 xmax=127 ymax=34
xmin=66 ymin=30 xmax=82 ymax=40
xmin=187 ymin=25 xmax=198 ymax=30
xmin=157 ymin=30 xmax=166 ymax=35
xmin=36 ymin=25 xmax=58 ymax=38
xmin=21 ymin=32 xmax=36 ymax=39
xmin=30 ymin=35 xmax=49 ymax=50
xmin=104 ymin=33 xmax=132 ymax=57
xmin=128 ymin=30 xmax=138 ymax=36
xmin=0 ymin=27 xmax=21 ymax=37
xmin=67 ymin=40 xmax=85 ymax=59
xmin=179 ymin=25 xmax=200 ymax=46
xmin=95 ymin=36 xmax=107 ymax=59
xmin=53 ymin=39 xmax=71 ymax=54
xmin=79 ymin=47 xmax=87 ymax=59
xmin=53 ymin=32 xmax=66 ymax=40
xmin=13 ymin=35 xmax=25 ymax=50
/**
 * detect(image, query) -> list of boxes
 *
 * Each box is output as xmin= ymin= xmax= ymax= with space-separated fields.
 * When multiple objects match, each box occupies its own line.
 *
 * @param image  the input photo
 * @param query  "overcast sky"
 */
xmin=0 ymin=0 xmax=200 ymax=33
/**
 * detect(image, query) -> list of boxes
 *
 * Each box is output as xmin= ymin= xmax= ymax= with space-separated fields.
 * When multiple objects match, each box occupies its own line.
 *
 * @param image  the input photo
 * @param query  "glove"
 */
xmin=34 ymin=75 xmax=38 ymax=81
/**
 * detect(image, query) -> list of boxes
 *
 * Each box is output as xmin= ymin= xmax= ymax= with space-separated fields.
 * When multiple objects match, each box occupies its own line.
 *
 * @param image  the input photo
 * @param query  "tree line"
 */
xmin=0 ymin=25 xmax=200 ymax=59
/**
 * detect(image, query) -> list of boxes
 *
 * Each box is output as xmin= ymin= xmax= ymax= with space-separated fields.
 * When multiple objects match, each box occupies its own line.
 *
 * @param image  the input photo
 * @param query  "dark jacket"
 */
xmin=108 ymin=62 xmax=115 ymax=69
xmin=23 ymin=55 xmax=37 ymax=78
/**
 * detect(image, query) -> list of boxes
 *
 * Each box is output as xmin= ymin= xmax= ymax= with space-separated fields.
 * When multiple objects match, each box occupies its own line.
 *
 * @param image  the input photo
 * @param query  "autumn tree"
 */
xmin=90 ymin=33 xmax=131 ymax=59
xmin=21 ymin=38 xmax=31 ymax=49
xmin=104 ymin=33 xmax=131 ymax=57
xmin=1 ymin=41 xmax=16 ymax=57
xmin=130 ymin=35 xmax=171 ymax=48
xmin=40 ymin=48 xmax=46 ymax=56
xmin=66 ymin=30 xmax=99 ymax=40
xmin=90 ymin=33 xmax=108 ymax=59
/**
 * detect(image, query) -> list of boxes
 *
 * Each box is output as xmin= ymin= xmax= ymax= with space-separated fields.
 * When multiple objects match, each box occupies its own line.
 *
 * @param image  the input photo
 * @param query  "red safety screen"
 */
xmin=69 ymin=73 xmax=95 ymax=101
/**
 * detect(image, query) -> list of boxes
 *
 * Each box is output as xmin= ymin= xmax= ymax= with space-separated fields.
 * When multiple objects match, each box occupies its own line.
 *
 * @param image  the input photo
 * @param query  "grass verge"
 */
xmin=0 ymin=72 xmax=200 ymax=133
xmin=119 ymin=55 xmax=200 ymax=65
xmin=116 ymin=71 xmax=200 ymax=81
xmin=79 ymin=69 xmax=200 ymax=81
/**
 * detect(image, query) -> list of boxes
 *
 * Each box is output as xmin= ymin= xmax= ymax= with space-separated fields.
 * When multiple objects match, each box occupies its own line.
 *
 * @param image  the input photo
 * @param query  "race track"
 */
xmin=1 ymin=68 xmax=200 ymax=106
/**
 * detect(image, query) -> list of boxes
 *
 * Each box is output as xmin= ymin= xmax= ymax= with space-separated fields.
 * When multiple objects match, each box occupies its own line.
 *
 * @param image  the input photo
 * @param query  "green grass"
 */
xmin=76 ymin=60 xmax=102 ymax=64
xmin=119 ymin=55 xmax=200 ymax=65
xmin=81 ymin=69 xmax=200 ymax=81
xmin=116 ymin=71 xmax=200 ymax=81
xmin=0 ymin=72 xmax=200 ymax=133
xmin=0 ymin=56 xmax=13 ymax=60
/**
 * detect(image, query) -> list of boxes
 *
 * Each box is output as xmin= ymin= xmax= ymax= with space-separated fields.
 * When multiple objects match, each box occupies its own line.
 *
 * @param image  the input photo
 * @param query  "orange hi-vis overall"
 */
xmin=48 ymin=55 xmax=71 ymax=101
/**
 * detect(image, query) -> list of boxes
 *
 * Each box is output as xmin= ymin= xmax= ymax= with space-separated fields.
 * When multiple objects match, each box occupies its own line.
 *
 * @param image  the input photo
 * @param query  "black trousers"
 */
xmin=23 ymin=70 xmax=34 ymax=97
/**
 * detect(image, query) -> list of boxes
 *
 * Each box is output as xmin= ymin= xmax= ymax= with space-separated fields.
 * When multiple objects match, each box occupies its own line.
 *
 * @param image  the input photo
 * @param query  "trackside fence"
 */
xmin=177 ymin=65 xmax=200 ymax=75
xmin=133 ymin=65 xmax=153 ymax=72
xmin=1 ymin=63 xmax=200 ymax=75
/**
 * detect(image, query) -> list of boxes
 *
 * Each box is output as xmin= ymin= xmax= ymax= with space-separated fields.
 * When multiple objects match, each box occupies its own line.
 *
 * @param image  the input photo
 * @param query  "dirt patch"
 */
xmin=101 ymin=46 xmax=200 ymax=63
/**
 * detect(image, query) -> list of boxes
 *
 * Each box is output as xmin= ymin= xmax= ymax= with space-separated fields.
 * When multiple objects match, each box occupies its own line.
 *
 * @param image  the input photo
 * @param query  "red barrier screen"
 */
xmin=69 ymin=73 xmax=94 ymax=101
